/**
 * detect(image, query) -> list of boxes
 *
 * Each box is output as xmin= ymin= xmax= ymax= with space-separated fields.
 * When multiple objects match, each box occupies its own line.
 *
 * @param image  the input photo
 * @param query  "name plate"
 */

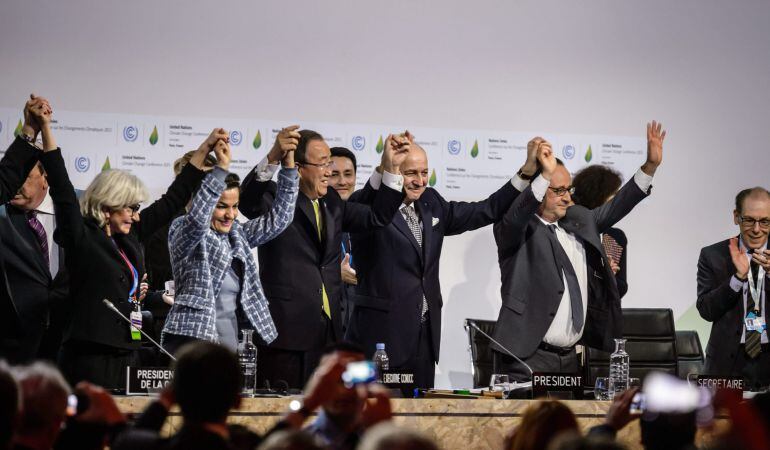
xmin=695 ymin=376 xmax=744 ymax=392
xmin=532 ymin=372 xmax=584 ymax=399
xmin=126 ymin=367 xmax=174 ymax=395
xmin=382 ymin=371 xmax=416 ymax=389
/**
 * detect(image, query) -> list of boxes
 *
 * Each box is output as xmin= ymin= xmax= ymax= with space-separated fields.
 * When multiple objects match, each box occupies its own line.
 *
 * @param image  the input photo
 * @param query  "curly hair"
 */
xmin=572 ymin=165 xmax=623 ymax=209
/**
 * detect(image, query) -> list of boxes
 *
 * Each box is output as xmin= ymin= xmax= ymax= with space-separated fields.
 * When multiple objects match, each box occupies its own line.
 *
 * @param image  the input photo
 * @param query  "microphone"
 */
xmin=465 ymin=320 xmax=533 ymax=378
xmin=102 ymin=299 xmax=177 ymax=361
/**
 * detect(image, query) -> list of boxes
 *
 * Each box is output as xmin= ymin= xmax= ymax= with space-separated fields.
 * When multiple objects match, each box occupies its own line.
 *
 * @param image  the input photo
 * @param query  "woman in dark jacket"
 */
xmin=38 ymin=105 xmax=225 ymax=389
xmin=572 ymin=164 xmax=629 ymax=298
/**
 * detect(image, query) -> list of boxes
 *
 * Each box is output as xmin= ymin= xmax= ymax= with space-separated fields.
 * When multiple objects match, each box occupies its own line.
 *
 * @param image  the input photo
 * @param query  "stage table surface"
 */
xmin=115 ymin=396 xmax=727 ymax=450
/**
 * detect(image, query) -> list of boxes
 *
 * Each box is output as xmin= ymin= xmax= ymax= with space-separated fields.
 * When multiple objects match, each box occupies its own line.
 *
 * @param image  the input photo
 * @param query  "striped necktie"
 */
xmin=26 ymin=210 xmax=49 ymax=269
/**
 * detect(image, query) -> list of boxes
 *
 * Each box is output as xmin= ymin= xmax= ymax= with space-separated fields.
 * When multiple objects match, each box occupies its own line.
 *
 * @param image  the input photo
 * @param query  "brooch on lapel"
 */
xmin=432 ymin=217 xmax=440 ymax=227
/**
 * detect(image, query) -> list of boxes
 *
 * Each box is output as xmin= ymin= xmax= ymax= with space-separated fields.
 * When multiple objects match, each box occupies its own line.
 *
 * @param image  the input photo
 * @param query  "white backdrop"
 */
xmin=2 ymin=0 xmax=770 ymax=388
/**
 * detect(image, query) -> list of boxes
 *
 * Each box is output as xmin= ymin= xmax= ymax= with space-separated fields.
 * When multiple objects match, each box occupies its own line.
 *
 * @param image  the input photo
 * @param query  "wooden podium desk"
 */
xmin=115 ymin=397 xmax=727 ymax=450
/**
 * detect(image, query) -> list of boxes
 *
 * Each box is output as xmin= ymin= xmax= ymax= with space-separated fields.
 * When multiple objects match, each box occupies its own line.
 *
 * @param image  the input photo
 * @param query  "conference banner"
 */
xmin=0 ymin=107 xmax=646 ymax=200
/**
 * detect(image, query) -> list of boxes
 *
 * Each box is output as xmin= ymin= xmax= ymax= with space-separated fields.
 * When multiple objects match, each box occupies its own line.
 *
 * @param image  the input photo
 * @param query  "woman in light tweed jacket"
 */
xmin=162 ymin=131 xmax=298 ymax=354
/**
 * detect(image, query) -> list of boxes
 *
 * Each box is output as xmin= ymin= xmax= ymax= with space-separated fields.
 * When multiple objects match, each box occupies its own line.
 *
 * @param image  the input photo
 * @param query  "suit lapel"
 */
xmin=297 ymin=193 xmax=322 ymax=249
xmin=7 ymin=207 xmax=50 ymax=280
xmin=393 ymin=209 xmax=423 ymax=262
xmin=320 ymin=198 xmax=335 ymax=257
xmin=417 ymin=200 xmax=432 ymax=263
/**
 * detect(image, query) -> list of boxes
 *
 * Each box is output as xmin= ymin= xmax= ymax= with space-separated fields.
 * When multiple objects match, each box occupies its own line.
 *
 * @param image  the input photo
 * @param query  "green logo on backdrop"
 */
xmin=585 ymin=145 xmax=593 ymax=163
xmin=102 ymin=157 xmax=111 ymax=171
xmin=429 ymin=169 xmax=437 ymax=187
xmin=253 ymin=130 xmax=262 ymax=149
xmin=149 ymin=126 xmax=159 ymax=146
xmin=470 ymin=140 xmax=479 ymax=158
xmin=13 ymin=120 xmax=23 ymax=138
xmin=375 ymin=135 xmax=384 ymax=154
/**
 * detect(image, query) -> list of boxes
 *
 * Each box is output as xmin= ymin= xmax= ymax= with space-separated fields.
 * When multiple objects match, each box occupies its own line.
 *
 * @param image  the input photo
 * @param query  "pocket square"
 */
xmin=432 ymin=217 xmax=440 ymax=227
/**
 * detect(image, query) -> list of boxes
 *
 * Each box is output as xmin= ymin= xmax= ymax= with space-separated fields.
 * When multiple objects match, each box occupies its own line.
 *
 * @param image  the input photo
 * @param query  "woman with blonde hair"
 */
xmin=37 ymin=100 xmax=221 ymax=389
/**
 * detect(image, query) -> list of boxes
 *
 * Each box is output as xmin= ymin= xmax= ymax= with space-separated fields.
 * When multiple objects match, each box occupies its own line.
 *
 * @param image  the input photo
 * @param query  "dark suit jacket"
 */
xmin=492 ymin=176 xmax=649 ymax=358
xmin=0 ymin=137 xmax=44 ymax=343
xmin=41 ymin=149 xmax=205 ymax=350
xmin=345 ymin=181 xmax=520 ymax=367
xmin=239 ymin=171 xmax=403 ymax=351
xmin=696 ymin=238 xmax=764 ymax=375
xmin=0 ymin=203 xmax=69 ymax=362
xmin=605 ymin=227 xmax=628 ymax=299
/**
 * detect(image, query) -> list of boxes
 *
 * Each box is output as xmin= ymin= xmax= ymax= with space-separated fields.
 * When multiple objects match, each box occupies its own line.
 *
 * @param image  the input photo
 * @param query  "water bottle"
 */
xmin=238 ymin=329 xmax=257 ymax=396
xmin=608 ymin=338 xmax=629 ymax=398
xmin=372 ymin=343 xmax=389 ymax=382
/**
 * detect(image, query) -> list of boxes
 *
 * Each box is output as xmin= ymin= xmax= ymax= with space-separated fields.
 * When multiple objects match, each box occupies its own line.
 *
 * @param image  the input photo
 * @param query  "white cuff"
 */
xmin=511 ymin=174 xmax=530 ymax=192
xmin=381 ymin=170 xmax=404 ymax=191
xmin=253 ymin=156 xmax=280 ymax=181
xmin=633 ymin=168 xmax=654 ymax=193
xmin=368 ymin=169 xmax=383 ymax=189
xmin=730 ymin=275 xmax=745 ymax=293
xmin=531 ymin=175 xmax=550 ymax=202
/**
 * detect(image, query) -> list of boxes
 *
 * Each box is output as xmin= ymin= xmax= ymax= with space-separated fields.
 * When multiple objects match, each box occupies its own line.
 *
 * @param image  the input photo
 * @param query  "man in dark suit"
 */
xmin=492 ymin=122 xmax=665 ymax=381
xmin=697 ymin=187 xmax=770 ymax=390
xmin=239 ymin=127 xmax=407 ymax=389
xmin=0 ymin=95 xmax=58 ymax=361
xmin=0 ymin=161 xmax=70 ymax=364
xmin=345 ymin=139 xmax=536 ymax=388
xmin=329 ymin=146 xmax=358 ymax=333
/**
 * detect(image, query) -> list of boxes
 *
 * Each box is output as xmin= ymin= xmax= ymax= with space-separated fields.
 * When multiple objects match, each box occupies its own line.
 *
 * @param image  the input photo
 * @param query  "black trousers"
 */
xmin=731 ymin=345 xmax=770 ymax=391
xmin=493 ymin=345 xmax=579 ymax=383
xmin=59 ymin=341 xmax=140 ymax=392
xmin=257 ymin=315 xmax=335 ymax=391
xmin=393 ymin=318 xmax=437 ymax=392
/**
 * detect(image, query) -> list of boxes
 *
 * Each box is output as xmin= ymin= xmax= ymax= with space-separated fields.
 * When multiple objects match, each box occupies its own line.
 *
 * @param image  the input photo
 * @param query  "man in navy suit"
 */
xmin=346 ymin=136 xmax=538 ymax=388
xmin=491 ymin=122 xmax=665 ymax=381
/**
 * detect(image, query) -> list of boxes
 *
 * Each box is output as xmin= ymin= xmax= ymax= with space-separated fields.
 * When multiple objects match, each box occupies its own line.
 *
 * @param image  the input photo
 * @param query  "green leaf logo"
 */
xmin=149 ymin=126 xmax=159 ymax=146
xmin=253 ymin=130 xmax=262 ymax=149
xmin=470 ymin=140 xmax=479 ymax=158
xmin=13 ymin=119 xmax=23 ymax=138
xmin=102 ymin=157 xmax=111 ymax=171
xmin=375 ymin=135 xmax=384 ymax=154
xmin=584 ymin=145 xmax=593 ymax=163
xmin=429 ymin=169 xmax=437 ymax=187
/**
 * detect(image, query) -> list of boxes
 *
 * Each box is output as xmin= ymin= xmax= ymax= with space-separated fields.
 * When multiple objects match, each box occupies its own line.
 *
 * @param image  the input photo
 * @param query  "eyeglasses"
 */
xmin=121 ymin=204 xmax=141 ymax=214
xmin=739 ymin=216 xmax=770 ymax=229
xmin=548 ymin=186 xmax=575 ymax=197
xmin=298 ymin=160 xmax=336 ymax=169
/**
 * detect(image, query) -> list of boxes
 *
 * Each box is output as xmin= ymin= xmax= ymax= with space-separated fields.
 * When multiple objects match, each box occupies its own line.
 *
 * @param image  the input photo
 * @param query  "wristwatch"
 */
xmin=18 ymin=131 xmax=36 ymax=145
xmin=517 ymin=169 xmax=534 ymax=181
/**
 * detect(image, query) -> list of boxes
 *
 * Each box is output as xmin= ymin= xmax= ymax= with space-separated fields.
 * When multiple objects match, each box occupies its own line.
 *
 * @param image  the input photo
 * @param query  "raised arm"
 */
xmin=34 ymin=96 xmax=87 ymax=250
xmin=0 ymin=95 xmax=47 ymax=204
xmin=493 ymin=140 xmax=556 ymax=255
xmin=591 ymin=121 xmax=664 ymax=232
xmin=242 ymin=167 xmax=298 ymax=247
xmin=135 ymin=129 xmax=228 ymax=241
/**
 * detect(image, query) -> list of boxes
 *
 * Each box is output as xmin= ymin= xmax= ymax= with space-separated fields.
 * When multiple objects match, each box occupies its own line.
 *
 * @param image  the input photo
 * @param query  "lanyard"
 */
xmin=745 ymin=253 xmax=765 ymax=316
xmin=117 ymin=248 xmax=139 ymax=304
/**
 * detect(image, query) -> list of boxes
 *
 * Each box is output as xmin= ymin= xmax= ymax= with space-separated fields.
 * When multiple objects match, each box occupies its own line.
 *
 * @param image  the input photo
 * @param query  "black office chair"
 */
xmin=464 ymin=318 xmax=497 ymax=389
xmin=676 ymin=330 xmax=705 ymax=379
xmin=584 ymin=308 xmax=678 ymax=387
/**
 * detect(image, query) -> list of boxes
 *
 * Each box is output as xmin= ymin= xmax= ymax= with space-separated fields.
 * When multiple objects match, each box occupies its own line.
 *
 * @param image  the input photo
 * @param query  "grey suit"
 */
xmin=492 ymin=174 xmax=649 ymax=377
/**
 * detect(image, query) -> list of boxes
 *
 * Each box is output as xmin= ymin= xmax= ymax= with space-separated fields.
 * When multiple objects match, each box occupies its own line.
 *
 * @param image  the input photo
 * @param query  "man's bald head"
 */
xmin=400 ymin=143 xmax=429 ymax=204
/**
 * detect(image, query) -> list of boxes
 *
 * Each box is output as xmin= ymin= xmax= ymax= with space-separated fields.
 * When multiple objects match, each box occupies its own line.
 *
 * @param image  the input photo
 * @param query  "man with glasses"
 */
xmin=240 ymin=127 xmax=408 ymax=389
xmin=697 ymin=187 xmax=770 ymax=390
xmin=491 ymin=122 xmax=665 ymax=380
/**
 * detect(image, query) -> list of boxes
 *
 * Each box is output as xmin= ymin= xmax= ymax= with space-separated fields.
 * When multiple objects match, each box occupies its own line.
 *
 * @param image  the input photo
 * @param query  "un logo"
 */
xmin=75 ymin=156 xmax=91 ymax=173
xmin=351 ymin=136 xmax=366 ymax=151
xmin=123 ymin=126 xmax=138 ymax=142
xmin=562 ymin=144 xmax=576 ymax=160
xmin=447 ymin=140 xmax=461 ymax=155
xmin=230 ymin=130 xmax=243 ymax=146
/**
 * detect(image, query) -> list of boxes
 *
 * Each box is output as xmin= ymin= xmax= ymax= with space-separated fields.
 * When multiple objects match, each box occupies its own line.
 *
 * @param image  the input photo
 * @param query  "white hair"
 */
xmin=12 ymin=362 xmax=71 ymax=435
xmin=358 ymin=423 xmax=440 ymax=450
xmin=80 ymin=169 xmax=149 ymax=227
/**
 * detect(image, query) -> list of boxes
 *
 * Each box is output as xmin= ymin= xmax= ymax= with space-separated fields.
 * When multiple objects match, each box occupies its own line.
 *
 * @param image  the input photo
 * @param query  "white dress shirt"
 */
xmin=530 ymin=168 xmax=654 ymax=347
